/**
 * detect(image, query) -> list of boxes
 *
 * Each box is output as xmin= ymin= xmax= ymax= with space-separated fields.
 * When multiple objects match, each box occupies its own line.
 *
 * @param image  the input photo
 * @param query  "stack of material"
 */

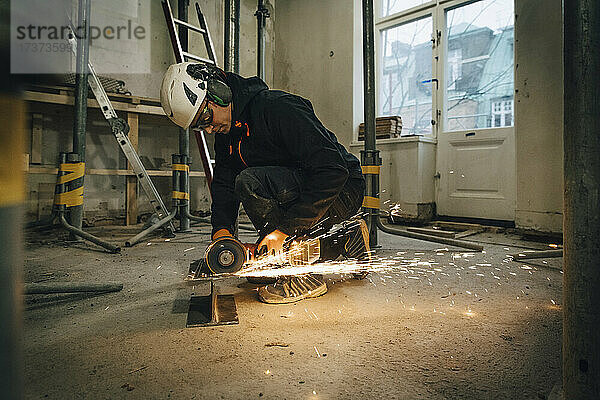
xmin=358 ymin=116 xmax=402 ymax=140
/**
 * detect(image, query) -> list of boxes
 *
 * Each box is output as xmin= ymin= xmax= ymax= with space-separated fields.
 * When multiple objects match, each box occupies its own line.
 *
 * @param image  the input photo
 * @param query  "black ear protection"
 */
xmin=186 ymin=63 xmax=232 ymax=107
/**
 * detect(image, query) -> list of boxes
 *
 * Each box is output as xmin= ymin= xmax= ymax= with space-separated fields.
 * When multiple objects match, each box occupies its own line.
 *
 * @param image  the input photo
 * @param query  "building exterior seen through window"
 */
xmin=381 ymin=0 xmax=429 ymax=18
xmin=377 ymin=0 xmax=514 ymax=135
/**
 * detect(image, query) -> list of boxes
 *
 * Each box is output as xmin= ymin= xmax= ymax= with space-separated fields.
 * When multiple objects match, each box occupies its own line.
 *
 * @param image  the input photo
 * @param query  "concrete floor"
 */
xmin=23 ymin=224 xmax=562 ymax=399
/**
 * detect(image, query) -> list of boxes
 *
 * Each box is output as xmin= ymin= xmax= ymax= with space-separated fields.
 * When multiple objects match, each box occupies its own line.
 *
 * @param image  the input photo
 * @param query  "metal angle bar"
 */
xmin=112 ymin=124 xmax=173 ymax=223
xmin=173 ymin=18 xmax=206 ymax=34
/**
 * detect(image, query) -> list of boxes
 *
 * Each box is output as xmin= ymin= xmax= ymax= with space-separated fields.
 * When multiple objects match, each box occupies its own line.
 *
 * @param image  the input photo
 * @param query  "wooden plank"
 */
xmin=28 ymin=84 xmax=162 ymax=106
xmin=31 ymin=113 xmax=43 ymax=164
xmin=22 ymin=91 xmax=166 ymax=116
xmin=407 ymin=227 xmax=456 ymax=238
xmin=27 ymin=167 xmax=205 ymax=177
xmin=126 ymin=112 xmax=139 ymax=226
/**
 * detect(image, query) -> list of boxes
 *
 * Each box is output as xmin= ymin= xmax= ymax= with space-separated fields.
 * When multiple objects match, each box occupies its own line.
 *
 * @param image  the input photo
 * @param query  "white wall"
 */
xmin=514 ymin=0 xmax=563 ymax=232
xmin=272 ymin=0 xmax=354 ymax=147
xmin=102 ymin=0 xmax=275 ymax=98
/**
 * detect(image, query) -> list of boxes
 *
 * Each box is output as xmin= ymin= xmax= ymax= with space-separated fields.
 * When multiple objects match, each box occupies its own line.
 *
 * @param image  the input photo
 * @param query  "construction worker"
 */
xmin=160 ymin=62 xmax=370 ymax=303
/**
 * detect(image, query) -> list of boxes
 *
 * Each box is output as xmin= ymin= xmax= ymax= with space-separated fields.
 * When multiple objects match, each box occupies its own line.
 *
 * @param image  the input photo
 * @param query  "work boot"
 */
xmin=286 ymin=219 xmax=372 ymax=278
xmin=258 ymin=275 xmax=327 ymax=304
xmin=319 ymin=219 xmax=371 ymax=279
xmin=340 ymin=218 xmax=372 ymax=261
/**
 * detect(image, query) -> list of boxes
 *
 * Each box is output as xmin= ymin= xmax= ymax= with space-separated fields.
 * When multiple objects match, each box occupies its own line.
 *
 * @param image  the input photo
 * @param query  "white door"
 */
xmin=436 ymin=127 xmax=515 ymax=220
xmin=435 ymin=0 xmax=516 ymax=221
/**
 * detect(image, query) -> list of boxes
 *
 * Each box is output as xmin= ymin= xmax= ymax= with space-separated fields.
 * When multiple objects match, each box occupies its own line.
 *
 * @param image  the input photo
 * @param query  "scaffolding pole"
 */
xmin=563 ymin=0 xmax=600 ymax=397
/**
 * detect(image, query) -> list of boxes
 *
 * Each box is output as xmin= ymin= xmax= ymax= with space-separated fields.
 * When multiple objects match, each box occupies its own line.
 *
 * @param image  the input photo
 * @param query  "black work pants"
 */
xmin=234 ymin=166 xmax=365 ymax=238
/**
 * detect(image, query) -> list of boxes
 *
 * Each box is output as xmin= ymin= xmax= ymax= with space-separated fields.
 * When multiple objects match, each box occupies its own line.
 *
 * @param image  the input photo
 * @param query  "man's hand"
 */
xmin=257 ymin=229 xmax=289 ymax=256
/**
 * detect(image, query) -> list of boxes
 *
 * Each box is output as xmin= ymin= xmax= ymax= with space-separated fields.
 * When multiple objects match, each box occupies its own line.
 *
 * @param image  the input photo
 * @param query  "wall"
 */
xmin=272 ymin=0 xmax=354 ymax=147
xmin=514 ymin=0 xmax=563 ymax=232
xmin=103 ymin=0 xmax=275 ymax=98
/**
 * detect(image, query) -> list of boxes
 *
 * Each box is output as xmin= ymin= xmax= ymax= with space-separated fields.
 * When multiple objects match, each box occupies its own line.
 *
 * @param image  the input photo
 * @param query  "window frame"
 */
xmin=376 ymin=7 xmax=438 ymax=139
xmin=374 ymin=0 xmax=515 ymax=140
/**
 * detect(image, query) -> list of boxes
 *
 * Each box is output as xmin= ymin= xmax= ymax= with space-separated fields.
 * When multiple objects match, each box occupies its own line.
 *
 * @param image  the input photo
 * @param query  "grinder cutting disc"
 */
xmin=204 ymin=237 xmax=247 ymax=274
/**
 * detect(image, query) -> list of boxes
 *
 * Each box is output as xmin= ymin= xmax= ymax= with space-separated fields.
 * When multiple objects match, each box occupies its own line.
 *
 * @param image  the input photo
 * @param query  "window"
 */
xmin=491 ymin=99 xmax=513 ymax=127
xmin=447 ymin=48 xmax=462 ymax=90
xmin=445 ymin=0 xmax=514 ymax=131
xmin=380 ymin=16 xmax=433 ymax=136
xmin=375 ymin=0 xmax=515 ymax=136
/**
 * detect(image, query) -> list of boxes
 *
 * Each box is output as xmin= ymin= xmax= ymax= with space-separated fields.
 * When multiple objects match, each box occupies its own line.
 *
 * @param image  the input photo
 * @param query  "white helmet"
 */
xmin=160 ymin=62 xmax=208 ymax=129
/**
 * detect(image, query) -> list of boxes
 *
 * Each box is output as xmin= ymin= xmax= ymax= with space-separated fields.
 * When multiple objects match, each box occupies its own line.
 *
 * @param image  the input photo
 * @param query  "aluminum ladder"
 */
xmin=161 ymin=0 xmax=216 ymax=188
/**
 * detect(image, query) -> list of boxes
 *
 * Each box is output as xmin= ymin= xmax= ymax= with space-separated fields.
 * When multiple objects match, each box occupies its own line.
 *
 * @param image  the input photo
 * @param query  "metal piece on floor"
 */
xmin=454 ymin=229 xmax=483 ymax=239
xmin=377 ymin=220 xmax=484 ymax=252
xmin=407 ymin=227 xmax=456 ymax=238
xmin=24 ymin=282 xmax=123 ymax=295
xmin=59 ymin=213 xmax=120 ymax=253
xmin=125 ymin=210 xmax=177 ymax=247
xmin=510 ymin=249 xmax=563 ymax=260
xmin=187 ymin=280 xmax=239 ymax=327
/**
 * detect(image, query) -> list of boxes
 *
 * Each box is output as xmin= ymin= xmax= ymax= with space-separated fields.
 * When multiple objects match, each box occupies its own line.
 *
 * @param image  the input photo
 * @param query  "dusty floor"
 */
xmin=23 ymin=223 xmax=562 ymax=399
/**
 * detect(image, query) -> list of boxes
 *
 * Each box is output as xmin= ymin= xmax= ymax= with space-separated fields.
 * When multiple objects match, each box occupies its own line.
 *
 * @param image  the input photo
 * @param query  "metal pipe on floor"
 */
xmin=69 ymin=0 xmax=91 ymax=236
xmin=377 ymin=220 xmax=484 ymax=252
xmin=510 ymin=249 xmax=563 ymax=260
xmin=563 ymin=0 xmax=600 ymax=397
xmin=125 ymin=210 xmax=178 ymax=247
xmin=361 ymin=0 xmax=380 ymax=247
xmin=24 ymin=283 xmax=123 ymax=295
xmin=224 ymin=0 xmax=240 ymax=73
xmin=58 ymin=213 xmax=121 ymax=253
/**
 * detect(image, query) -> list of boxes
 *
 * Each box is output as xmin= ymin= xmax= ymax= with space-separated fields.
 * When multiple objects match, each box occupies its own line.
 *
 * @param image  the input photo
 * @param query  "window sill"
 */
xmin=350 ymin=135 xmax=437 ymax=147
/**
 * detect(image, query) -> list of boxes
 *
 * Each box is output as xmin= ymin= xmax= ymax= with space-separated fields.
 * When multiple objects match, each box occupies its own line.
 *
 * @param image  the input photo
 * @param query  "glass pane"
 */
xmin=380 ymin=16 xmax=433 ymax=136
xmin=381 ymin=0 xmax=430 ymax=17
xmin=445 ymin=0 xmax=514 ymax=131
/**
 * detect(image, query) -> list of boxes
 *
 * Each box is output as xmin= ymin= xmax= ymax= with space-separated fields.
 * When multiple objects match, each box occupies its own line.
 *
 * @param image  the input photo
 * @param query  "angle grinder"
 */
xmin=203 ymin=236 xmax=250 ymax=275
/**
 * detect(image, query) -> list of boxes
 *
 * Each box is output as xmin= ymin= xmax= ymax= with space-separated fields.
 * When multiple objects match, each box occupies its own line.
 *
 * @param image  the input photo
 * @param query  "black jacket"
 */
xmin=211 ymin=73 xmax=363 ymax=236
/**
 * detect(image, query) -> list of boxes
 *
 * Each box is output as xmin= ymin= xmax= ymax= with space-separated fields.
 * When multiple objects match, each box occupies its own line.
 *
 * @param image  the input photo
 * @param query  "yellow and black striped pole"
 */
xmin=172 ymin=154 xmax=190 ymax=205
xmin=54 ymin=153 xmax=85 ymax=210
xmin=361 ymin=0 xmax=381 ymax=247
